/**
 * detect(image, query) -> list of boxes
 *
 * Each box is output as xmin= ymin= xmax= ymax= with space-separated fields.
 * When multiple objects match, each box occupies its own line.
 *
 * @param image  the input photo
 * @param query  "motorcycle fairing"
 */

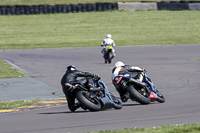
xmin=149 ymin=91 xmax=158 ymax=102
xmin=106 ymin=46 xmax=113 ymax=51
xmin=143 ymin=74 xmax=157 ymax=93
xmin=97 ymin=79 xmax=114 ymax=109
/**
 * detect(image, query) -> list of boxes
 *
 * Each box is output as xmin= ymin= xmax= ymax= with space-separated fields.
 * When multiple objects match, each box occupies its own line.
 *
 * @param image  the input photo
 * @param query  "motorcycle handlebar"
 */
xmin=74 ymin=84 xmax=88 ymax=90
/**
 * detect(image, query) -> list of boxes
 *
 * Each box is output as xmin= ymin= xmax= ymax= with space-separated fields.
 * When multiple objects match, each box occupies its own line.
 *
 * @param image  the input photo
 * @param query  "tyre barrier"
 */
xmin=157 ymin=1 xmax=189 ymax=10
xmin=0 ymin=3 xmax=118 ymax=15
xmin=0 ymin=1 xmax=199 ymax=15
xmin=157 ymin=1 xmax=200 ymax=10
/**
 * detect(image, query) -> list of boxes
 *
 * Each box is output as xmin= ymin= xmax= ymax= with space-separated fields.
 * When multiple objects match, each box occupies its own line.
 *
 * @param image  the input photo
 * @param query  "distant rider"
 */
xmin=101 ymin=34 xmax=116 ymax=59
xmin=61 ymin=65 xmax=99 ymax=112
xmin=112 ymin=61 xmax=146 ymax=102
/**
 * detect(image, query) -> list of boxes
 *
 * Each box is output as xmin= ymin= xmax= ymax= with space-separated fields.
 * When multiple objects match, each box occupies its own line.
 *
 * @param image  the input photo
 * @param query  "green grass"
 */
xmin=0 ymin=99 xmax=41 ymax=109
xmin=92 ymin=123 xmax=200 ymax=133
xmin=1 ymin=0 xmax=200 ymax=6
xmin=186 ymin=58 xmax=200 ymax=60
xmin=0 ymin=58 xmax=28 ymax=78
xmin=0 ymin=10 xmax=200 ymax=50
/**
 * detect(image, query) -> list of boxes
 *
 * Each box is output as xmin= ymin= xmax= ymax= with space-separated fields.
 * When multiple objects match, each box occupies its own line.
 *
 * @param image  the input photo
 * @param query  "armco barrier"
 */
xmin=118 ymin=2 xmax=157 ymax=11
xmin=189 ymin=3 xmax=200 ymax=10
xmin=0 ymin=2 xmax=199 ymax=15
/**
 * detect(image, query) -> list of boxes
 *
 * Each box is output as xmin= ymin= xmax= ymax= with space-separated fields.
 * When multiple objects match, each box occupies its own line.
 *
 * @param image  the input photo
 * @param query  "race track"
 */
xmin=0 ymin=44 xmax=200 ymax=133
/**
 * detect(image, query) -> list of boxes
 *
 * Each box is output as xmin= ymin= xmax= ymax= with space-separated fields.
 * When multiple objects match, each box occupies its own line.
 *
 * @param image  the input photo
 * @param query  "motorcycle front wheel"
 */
xmin=127 ymin=85 xmax=150 ymax=105
xmin=76 ymin=90 xmax=101 ymax=111
xmin=156 ymin=91 xmax=165 ymax=103
xmin=110 ymin=93 xmax=122 ymax=109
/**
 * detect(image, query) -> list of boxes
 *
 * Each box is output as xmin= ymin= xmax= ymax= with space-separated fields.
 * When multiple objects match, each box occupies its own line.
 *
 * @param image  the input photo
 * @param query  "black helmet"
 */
xmin=66 ymin=65 xmax=77 ymax=71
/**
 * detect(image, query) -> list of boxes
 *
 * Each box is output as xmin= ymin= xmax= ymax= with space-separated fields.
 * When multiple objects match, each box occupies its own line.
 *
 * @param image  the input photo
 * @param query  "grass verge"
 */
xmin=0 ymin=58 xmax=28 ymax=79
xmin=0 ymin=11 xmax=200 ymax=50
xmin=0 ymin=99 xmax=41 ymax=109
xmin=186 ymin=58 xmax=200 ymax=60
xmin=92 ymin=123 xmax=200 ymax=133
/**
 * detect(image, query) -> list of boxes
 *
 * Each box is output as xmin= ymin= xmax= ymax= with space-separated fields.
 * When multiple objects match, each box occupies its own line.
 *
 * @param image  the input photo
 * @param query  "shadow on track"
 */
xmin=38 ymin=107 xmax=122 ymax=115
xmin=122 ymin=103 xmax=139 ymax=106
xmin=122 ymin=102 xmax=159 ymax=107
xmin=38 ymin=110 xmax=89 ymax=115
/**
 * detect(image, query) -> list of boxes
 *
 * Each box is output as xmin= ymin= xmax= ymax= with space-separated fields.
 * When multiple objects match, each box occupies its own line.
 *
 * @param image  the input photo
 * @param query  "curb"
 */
xmin=0 ymin=97 xmax=67 ymax=113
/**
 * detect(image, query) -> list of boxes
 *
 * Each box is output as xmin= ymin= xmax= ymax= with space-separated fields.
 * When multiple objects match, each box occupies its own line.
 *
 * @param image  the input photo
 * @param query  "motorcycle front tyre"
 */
xmin=127 ymin=85 xmax=150 ymax=105
xmin=76 ymin=90 xmax=101 ymax=111
xmin=156 ymin=92 xmax=165 ymax=103
xmin=110 ymin=93 xmax=122 ymax=109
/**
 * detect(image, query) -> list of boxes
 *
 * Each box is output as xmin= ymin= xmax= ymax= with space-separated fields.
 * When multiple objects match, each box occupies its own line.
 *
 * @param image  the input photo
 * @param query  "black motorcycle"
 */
xmin=112 ymin=71 xmax=165 ymax=104
xmin=69 ymin=77 xmax=122 ymax=111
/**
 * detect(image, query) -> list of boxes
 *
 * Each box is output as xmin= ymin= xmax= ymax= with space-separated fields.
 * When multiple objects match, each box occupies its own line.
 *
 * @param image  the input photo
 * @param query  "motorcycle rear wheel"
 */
xmin=110 ymin=93 xmax=122 ymax=109
xmin=108 ymin=53 xmax=111 ymax=64
xmin=127 ymin=85 xmax=150 ymax=104
xmin=76 ymin=91 xmax=101 ymax=111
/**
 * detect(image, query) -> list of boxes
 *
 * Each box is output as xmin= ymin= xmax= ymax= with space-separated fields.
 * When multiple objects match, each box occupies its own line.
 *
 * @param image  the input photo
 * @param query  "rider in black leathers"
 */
xmin=61 ymin=65 xmax=99 ymax=112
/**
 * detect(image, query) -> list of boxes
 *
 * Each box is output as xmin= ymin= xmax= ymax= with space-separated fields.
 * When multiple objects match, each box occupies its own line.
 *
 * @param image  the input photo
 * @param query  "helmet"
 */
xmin=66 ymin=65 xmax=77 ymax=71
xmin=106 ymin=34 xmax=112 ymax=39
xmin=114 ymin=61 xmax=125 ymax=67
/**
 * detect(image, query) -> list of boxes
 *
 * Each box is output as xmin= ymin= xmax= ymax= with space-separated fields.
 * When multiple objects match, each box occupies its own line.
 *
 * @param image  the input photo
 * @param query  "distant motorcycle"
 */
xmin=69 ymin=77 xmax=122 ymax=111
xmin=112 ymin=71 xmax=165 ymax=104
xmin=102 ymin=45 xmax=114 ymax=64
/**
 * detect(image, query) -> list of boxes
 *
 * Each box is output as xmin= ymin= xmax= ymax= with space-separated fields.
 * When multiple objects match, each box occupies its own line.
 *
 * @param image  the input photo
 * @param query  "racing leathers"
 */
xmin=112 ymin=65 xmax=145 ymax=102
xmin=61 ymin=70 xmax=98 ymax=112
xmin=101 ymin=37 xmax=116 ymax=58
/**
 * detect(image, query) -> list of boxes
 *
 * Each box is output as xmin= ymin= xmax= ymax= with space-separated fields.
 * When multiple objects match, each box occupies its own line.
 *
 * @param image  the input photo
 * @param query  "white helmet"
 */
xmin=114 ymin=61 xmax=125 ymax=67
xmin=106 ymin=34 xmax=112 ymax=39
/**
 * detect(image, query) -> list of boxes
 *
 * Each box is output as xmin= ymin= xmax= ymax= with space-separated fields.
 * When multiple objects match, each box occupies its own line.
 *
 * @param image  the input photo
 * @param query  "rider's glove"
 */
xmin=93 ymin=74 xmax=100 ymax=81
xmin=65 ymin=83 xmax=75 ymax=92
xmin=142 ymin=68 xmax=147 ymax=73
xmin=101 ymin=44 xmax=103 ymax=47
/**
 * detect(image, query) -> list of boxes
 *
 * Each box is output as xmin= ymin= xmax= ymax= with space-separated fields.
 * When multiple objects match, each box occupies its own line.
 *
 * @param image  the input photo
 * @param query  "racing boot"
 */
xmin=111 ymin=52 xmax=115 ymax=59
xmin=80 ymin=104 xmax=87 ymax=110
xmin=105 ymin=59 xmax=107 ymax=64
xmin=70 ymin=102 xmax=80 ymax=112
xmin=121 ymin=92 xmax=129 ymax=102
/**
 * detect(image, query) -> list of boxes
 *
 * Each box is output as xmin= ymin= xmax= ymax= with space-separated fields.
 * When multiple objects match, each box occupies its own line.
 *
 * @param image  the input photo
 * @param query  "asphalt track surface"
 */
xmin=0 ymin=44 xmax=200 ymax=133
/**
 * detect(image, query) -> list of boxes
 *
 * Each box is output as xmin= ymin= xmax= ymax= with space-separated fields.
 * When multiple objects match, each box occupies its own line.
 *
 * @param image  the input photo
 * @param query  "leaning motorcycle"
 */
xmin=112 ymin=71 xmax=165 ymax=104
xmin=103 ymin=45 xmax=114 ymax=64
xmin=69 ymin=77 xmax=122 ymax=111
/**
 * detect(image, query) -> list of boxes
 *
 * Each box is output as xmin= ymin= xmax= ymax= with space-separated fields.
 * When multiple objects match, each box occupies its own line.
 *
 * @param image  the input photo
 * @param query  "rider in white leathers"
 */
xmin=101 ymin=34 xmax=116 ymax=58
xmin=112 ymin=61 xmax=145 ymax=102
